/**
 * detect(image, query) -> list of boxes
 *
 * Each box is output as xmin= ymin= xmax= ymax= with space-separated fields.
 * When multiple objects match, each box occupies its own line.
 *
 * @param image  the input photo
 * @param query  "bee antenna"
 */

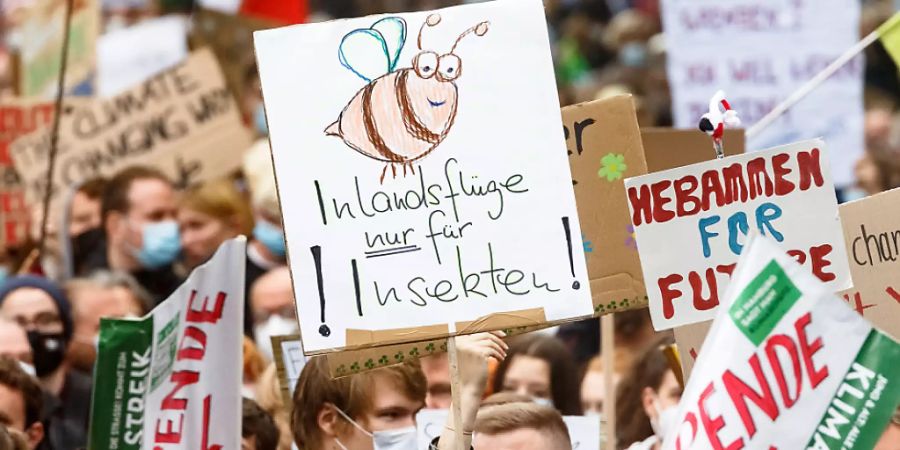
xmin=450 ymin=21 xmax=489 ymax=53
xmin=418 ymin=14 xmax=441 ymax=50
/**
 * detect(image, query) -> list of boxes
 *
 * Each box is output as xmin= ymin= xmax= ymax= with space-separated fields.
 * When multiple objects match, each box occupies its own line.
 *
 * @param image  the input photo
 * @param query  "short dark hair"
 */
xmin=243 ymin=398 xmax=279 ymax=450
xmin=101 ymin=166 xmax=172 ymax=221
xmin=77 ymin=177 xmax=108 ymax=200
xmin=0 ymin=357 xmax=43 ymax=428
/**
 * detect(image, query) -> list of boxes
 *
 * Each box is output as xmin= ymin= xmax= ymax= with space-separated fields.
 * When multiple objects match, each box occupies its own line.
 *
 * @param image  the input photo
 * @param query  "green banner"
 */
xmin=88 ymin=316 xmax=153 ymax=450
xmin=806 ymin=330 xmax=900 ymax=449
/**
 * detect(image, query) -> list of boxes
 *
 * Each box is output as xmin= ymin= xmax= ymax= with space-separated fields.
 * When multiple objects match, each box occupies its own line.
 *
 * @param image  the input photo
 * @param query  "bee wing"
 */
xmin=371 ymin=17 xmax=406 ymax=71
xmin=339 ymin=29 xmax=392 ymax=82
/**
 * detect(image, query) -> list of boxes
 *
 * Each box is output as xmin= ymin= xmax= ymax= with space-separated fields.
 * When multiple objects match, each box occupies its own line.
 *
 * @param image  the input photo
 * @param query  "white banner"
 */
xmin=663 ymin=235 xmax=900 ymax=450
xmin=88 ymin=238 xmax=246 ymax=450
xmin=661 ymin=0 xmax=864 ymax=186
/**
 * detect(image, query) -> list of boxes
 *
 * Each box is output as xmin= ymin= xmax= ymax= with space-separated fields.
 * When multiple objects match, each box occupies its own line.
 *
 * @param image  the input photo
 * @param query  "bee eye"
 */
xmin=438 ymin=54 xmax=461 ymax=81
xmin=414 ymin=52 xmax=439 ymax=79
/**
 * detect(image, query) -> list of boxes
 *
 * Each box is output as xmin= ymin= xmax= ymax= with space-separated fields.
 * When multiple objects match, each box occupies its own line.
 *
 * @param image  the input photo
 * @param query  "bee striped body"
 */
xmin=326 ymin=68 xmax=458 ymax=163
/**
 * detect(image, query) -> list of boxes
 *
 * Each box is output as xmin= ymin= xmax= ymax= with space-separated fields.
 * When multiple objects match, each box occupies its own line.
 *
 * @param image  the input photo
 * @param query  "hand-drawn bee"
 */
xmin=325 ymin=14 xmax=489 ymax=183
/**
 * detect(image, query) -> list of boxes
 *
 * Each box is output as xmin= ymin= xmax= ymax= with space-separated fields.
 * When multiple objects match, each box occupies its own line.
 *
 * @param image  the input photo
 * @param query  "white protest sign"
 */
xmin=663 ymin=235 xmax=900 ymax=450
xmin=661 ymin=0 xmax=863 ymax=186
xmin=562 ymin=416 xmax=602 ymax=450
xmin=97 ymin=16 xmax=189 ymax=96
xmin=271 ymin=334 xmax=306 ymax=399
xmin=416 ymin=409 xmax=601 ymax=450
xmin=88 ymin=238 xmax=246 ymax=450
xmin=624 ymin=139 xmax=851 ymax=330
xmin=254 ymin=0 xmax=591 ymax=354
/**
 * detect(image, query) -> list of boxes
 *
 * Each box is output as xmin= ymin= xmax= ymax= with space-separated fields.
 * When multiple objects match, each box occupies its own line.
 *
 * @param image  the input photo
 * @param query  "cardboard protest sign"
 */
xmin=271 ymin=334 xmax=306 ymax=405
xmin=10 ymin=49 xmax=254 ymax=212
xmin=15 ymin=0 xmax=99 ymax=97
xmin=88 ymin=238 xmax=245 ymax=450
xmin=661 ymin=0 xmax=864 ymax=187
xmin=625 ymin=139 xmax=851 ymax=330
xmin=255 ymin=0 xmax=591 ymax=354
xmin=838 ymin=187 xmax=900 ymax=340
xmin=416 ymin=409 xmax=602 ymax=450
xmin=0 ymin=101 xmax=54 ymax=247
xmin=564 ymin=95 xmax=649 ymax=314
xmin=97 ymin=16 xmax=189 ymax=97
xmin=663 ymin=235 xmax=900 ymax=450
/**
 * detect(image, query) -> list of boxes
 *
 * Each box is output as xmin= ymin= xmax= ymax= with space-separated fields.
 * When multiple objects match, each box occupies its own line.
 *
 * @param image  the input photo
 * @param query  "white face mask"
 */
xmin=254 ymin=314 xmax=298 ymax=361
xmin=533 ymin=396 xmax=554 ymax=408
xmin=18 ymin=361 xmax=36 ymax=377
xmin=650 ymin=398 xmax=679 ymax=441
xmin=332 ymin=405 xmax=418 ymax=450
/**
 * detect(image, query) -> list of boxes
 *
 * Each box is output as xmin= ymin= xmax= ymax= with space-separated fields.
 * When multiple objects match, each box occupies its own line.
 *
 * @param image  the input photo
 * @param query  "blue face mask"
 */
xmin=0 ymin=266 xmax=8 ymax=288
xmin=254 ymin=220 xmax=286 ymax=258
xmin=619 ymin=42 xmax=648 ymax=68
xmin=134 ymin=220 xmax=181 ymax=269
xmin=254 ymin=103 xmax=268 ymax=136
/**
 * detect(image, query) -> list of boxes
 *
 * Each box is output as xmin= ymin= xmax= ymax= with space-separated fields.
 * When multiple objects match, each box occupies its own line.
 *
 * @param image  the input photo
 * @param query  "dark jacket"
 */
xmin=41 ymin=370 xmax=92 ymax=450
xmin=73 ymin=229 xmax=183 ymax=306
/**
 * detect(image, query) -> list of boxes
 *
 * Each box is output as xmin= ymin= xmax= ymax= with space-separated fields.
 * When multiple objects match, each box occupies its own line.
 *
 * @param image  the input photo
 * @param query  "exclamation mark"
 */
xmin=352 ymin=259 xmax=362 ymax=317
xmin=311 ymin=245 xmax=331 ymax=337
xmin=562 ymin=217 xmax=580 ymax=290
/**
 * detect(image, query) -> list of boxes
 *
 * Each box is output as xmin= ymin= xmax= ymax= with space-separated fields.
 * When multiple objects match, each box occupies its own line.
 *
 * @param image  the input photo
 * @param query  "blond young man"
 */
xmin=292 ymin=332 xmax=507 ymax=450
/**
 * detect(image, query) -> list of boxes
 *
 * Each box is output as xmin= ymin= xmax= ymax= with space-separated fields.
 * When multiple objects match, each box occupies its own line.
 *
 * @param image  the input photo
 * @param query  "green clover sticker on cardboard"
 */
xmin=598 ymin=153 xmax=627 ymax=181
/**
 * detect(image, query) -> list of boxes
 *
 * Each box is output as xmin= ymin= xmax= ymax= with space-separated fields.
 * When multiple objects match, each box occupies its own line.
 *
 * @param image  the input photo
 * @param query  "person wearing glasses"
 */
xmin=0 ymin=276 xmax=91 ymax=450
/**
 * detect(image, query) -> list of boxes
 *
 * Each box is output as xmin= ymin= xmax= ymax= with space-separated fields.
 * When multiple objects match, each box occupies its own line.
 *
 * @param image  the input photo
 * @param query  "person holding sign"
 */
xmin=292 ymin=332 xmax=506 ymax=450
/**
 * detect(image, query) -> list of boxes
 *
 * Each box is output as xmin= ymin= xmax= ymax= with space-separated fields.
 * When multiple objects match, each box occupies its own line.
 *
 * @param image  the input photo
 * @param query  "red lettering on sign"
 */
xmin=765 ymin=335 xmax=802 ymax=408
xmin=887 ymin=287 xmax=900 ymax=304
xmin=723 ymin=354 xmax=779 ymax=438
xmin=659 ymin=274 xmax=684 ymax=320
xmin=186 ymin=291 xmax=227 ymax=323
xmin=698 ymin=383 xmax=743 ymax=450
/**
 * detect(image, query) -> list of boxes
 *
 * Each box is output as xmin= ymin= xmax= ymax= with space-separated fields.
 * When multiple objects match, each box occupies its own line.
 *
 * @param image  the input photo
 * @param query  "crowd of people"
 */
xmin=1 ymin=0 xmax=900 ymax=450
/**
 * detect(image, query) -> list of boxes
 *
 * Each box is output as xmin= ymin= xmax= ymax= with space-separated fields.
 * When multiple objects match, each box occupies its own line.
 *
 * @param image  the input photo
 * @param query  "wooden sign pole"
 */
xmin=447 ymin=333 xmax=466 ymax=450
xmin=601 ymin=314 xmax=616 ymax=450
xmin=38 ymin=0 xmax=75 ymax=260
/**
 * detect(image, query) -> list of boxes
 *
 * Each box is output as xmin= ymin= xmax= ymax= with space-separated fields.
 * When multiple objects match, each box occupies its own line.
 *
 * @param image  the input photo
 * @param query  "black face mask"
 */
xmin=27 ymin=330 xmax=67 ymax=377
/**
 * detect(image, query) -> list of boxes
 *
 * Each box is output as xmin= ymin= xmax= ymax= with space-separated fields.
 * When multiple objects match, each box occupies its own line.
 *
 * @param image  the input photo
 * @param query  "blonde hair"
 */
xmin=475 ymin=402 xmax=571 ymax=450
xmin=180 ymin=178 xmax=254 ymax=236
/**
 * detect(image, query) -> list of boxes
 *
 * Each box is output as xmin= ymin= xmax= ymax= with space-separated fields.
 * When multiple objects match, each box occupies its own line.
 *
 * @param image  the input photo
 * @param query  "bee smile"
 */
xmin=427 ymin=98 xmax=446 ymax=107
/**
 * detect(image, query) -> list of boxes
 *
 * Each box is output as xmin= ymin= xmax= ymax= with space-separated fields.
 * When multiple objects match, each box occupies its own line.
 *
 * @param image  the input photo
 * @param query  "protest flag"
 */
xmin=87 ymin=238 xmax=246 ymax=450
xmin=664 ymin=234 xmax=900 ymax=450
xmin=878 ymin=12 xmax=900 ymax=67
